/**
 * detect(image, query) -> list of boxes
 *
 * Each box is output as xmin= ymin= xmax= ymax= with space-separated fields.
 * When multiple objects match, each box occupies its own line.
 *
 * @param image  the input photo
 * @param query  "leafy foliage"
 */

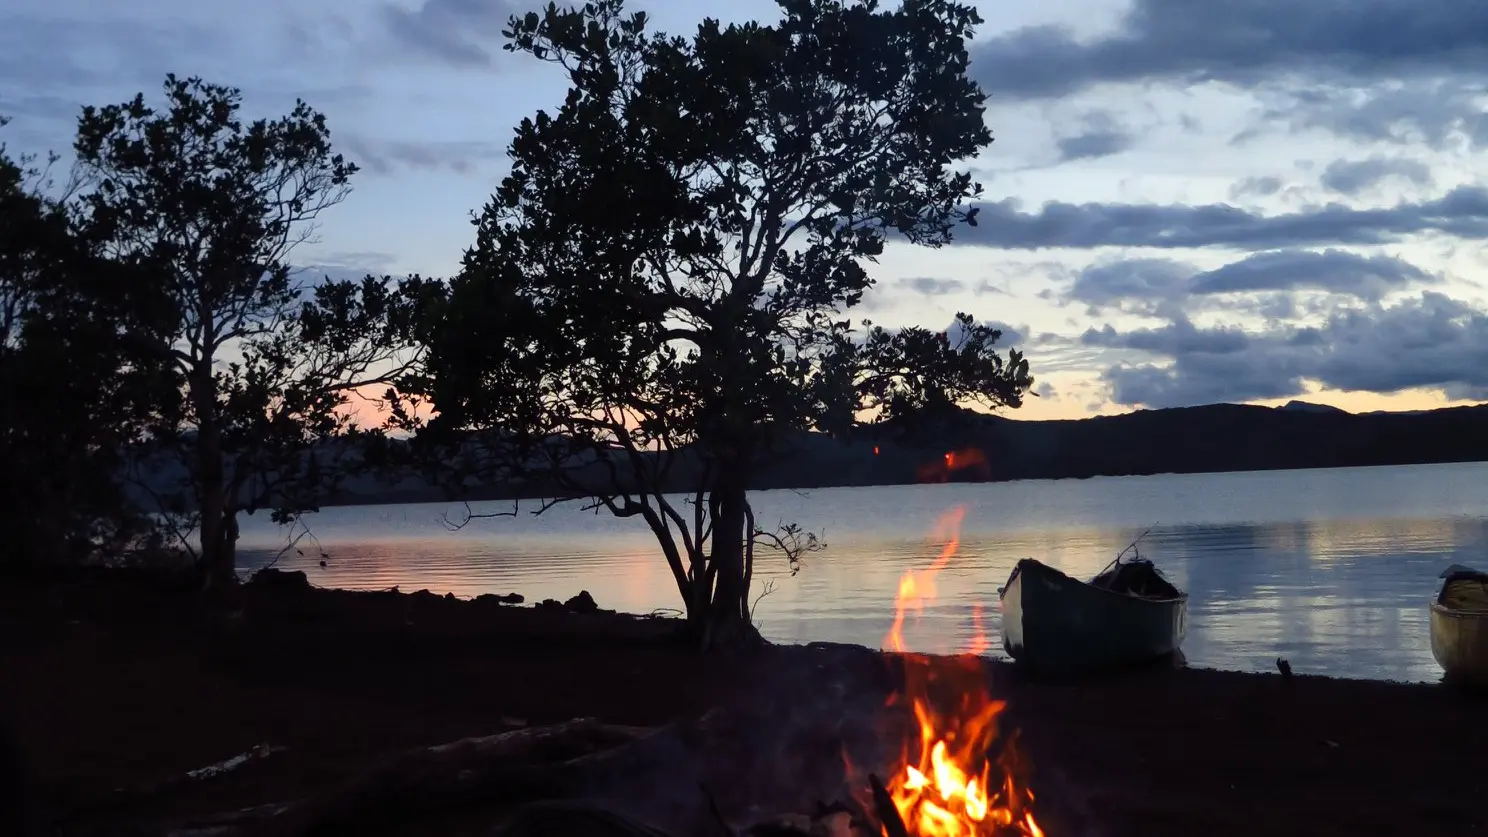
xmin=413 ymin=0 xmax=1032 ymax=647
xmin=0 ymin=117 xmax=173 ymax=567
xmin=71 ymin=76 xmax=431 ymax=583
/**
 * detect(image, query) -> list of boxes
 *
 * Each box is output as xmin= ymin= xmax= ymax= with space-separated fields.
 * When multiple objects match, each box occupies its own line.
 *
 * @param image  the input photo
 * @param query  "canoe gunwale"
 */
xmin=1428 ymin=601 xmax=1488 ymax=620
xmin=1000 ymin=557 xmax=1189 ymax=606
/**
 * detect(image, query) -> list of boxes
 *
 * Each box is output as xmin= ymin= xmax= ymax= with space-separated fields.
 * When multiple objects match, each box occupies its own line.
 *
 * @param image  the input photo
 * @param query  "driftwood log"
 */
xmin=236 ymin=718 xmax=655 ymax=837
xmin=128 ymin=705 xmax=883 ymax=837
xmin=117 ymin=646 xmax=922 ymax=837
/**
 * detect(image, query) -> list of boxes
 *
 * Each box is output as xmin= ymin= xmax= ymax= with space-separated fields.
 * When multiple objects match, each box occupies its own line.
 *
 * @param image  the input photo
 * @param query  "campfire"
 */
xmin=862 ymin=505 xmax=1045 ymax=837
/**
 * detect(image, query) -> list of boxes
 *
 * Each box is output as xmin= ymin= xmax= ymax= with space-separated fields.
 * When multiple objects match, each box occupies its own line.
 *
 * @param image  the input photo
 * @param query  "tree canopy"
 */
xmin=413 ymin=0 xmax=1032 ymax=648
xmin=0 ymin=118 xmax=175 ymax=566
xmin=66 ymin=76 xmax=431 ymax=584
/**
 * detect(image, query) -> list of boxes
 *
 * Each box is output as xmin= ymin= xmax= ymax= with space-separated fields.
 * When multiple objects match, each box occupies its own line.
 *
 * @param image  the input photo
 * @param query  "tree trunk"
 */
xmin=192 ymin=361 xmax=233 ymax=589
xmin=702 ymin=459 xmax=762 ymax=651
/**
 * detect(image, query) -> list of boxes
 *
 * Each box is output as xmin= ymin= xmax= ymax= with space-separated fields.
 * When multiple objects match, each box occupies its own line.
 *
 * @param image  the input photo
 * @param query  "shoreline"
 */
xmin=3 ymin=566 xmax=1485 ymax=836
xmin=311 ymin=457 xmax=1488 ymax=510
xmin=233 ymin=566 xmax=1446 ymax=688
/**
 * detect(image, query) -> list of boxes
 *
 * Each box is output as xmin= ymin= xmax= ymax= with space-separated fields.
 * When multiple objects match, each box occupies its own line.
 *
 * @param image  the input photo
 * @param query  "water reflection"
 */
xmin=237 ymin=462 xmax=1488 ymax=683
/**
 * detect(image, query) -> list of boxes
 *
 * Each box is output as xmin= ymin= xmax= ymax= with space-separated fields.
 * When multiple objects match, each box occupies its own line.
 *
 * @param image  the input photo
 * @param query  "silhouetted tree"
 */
xmin=413 ymin=0 xmax=1030 ymax=648
xmin=0 ymin=117 xmax=171 ymax=568
xmin=71 ymin=76 xmax=431 ymax=586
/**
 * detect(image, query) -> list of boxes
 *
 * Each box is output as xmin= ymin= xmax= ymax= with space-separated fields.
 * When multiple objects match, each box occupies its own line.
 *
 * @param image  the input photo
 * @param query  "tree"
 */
xmin=414 ymin=0 xmax=1032 ymax=648
xmin=0 ymin=117 xmax=171 ymax=568
xmin=71 ymin=76 xmax=431 ymax=586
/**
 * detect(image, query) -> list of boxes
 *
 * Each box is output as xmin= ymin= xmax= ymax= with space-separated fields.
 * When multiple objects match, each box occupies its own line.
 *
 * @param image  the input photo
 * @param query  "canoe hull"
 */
xmin=1429 ymin=602 xmax=1488 ymax=687
xmin=999 ymin=558 xmax=1188 ymax=674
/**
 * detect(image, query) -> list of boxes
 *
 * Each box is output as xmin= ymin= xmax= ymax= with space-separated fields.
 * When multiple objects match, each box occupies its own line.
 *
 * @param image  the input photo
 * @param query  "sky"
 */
xmin=5 ymin=0 xmax=1488 ymax=421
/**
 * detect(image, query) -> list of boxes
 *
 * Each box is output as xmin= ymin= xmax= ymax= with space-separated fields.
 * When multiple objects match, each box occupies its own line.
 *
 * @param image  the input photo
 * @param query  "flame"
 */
xmin=916 ymin=448 xmax=991 ymax=484
xmin=878 ymin=506 xmax=1044 ymax=837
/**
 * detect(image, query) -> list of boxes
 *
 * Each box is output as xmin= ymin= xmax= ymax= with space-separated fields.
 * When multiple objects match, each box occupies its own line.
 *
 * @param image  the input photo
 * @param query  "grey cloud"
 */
xmin=291 ymin=252 xmax=414 ymax=292
xmin=343 ymin=135 xmax=506 ymax=175
xmin=1083 ymin=317 xmax=1250 ymax=356
xmin=1070 ymin=259 xmax=1190 ymax=305
xmin=968 ymin=0 xmax=1488 ymax=102
xmin=299 ymin=250 xmax=403 ymax=283
xmin=986 ymin=320 xmax=1026 ymax=346
xmin=380 ymin=0 xmax=521 ymax=67
xmin=946 ymin=316 xmax=1024 ymax=348
xmin=1094 ymin=292 xmax=1488 ymax=408
xmin=953 ymin=186 xmax=1488 ymax=250
xmin=1188 ymin=249 xmax=1434 ymax=301
xmin=1103 ymin=358 xmax=1306 ymax=409
xmin=1065 ymin=250 xmax=1437 ymax=321
xmin=1255 ymin=80 xmax=1488 ymax=150
xmin=1054 ymin=111 xmax=1133 ymax=162
xmin=1229 ymin=176 xmax=1284 ymax=200
xmin=900 ymin=277 xmax=966 ymax=296
xmin=1320 ymin=157 xmax=1435 ymax=196
xmin=1034 ymin=381 xmax=1057 ymax=399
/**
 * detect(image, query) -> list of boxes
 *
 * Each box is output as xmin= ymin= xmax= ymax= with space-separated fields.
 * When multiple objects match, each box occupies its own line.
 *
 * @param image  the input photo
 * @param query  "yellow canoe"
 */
xmin=1430 ymin=564 xmax=1488 ymax=687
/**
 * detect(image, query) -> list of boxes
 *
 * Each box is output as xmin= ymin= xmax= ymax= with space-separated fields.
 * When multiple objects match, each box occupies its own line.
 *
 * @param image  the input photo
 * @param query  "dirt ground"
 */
xmin=1 ymin=566 xmax=1485 ymax=837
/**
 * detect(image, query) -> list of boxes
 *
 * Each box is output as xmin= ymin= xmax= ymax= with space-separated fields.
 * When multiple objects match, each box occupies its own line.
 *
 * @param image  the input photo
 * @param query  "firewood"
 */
xmin=867 ymin=774 xmax=910 ymax=837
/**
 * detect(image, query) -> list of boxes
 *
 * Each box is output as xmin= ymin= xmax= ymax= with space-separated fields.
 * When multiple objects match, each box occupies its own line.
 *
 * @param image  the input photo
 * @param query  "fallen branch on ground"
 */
xmin=71 ymin=742 xmax=290 ymax=818
xmin=238 ymin=718 xmax=656 ymax=837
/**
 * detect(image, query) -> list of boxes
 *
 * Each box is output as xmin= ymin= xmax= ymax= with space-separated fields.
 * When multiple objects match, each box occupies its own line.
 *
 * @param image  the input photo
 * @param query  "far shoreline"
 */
xmin=314 ymin=456 xmax=1488 ymax=510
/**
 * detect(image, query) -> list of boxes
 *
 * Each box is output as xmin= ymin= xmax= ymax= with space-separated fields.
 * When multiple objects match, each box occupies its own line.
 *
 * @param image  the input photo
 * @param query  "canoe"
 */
xmin=1429 ymin=564 xmax=1488 ymax=687
xmin=998 ymin=557 xmax=1188 ymax=675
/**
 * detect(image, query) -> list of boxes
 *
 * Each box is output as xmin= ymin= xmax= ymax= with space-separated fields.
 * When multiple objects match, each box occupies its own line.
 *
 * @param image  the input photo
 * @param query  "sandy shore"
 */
xmin=1 ymin=566 xmax=1484 ymax=837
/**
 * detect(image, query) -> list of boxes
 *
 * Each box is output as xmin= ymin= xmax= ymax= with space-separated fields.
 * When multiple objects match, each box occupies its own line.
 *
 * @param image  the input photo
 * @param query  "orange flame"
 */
xmin=878 ymin=506 xmax=1043 ymax=837
xmin=916 ymin=448 xmax=991 ymax=484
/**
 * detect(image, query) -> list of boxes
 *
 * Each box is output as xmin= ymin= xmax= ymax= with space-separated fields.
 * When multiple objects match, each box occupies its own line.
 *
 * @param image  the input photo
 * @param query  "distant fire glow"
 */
xmin=917 ymin=448 xmax=990 ymax=483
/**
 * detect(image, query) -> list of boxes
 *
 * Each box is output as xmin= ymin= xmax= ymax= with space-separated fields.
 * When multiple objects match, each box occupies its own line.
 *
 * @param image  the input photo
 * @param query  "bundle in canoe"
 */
xmin=1430 ymin=564 xmax=1488 ymax=688
xmin=998 ymin=555 xmax=1189 ymax=675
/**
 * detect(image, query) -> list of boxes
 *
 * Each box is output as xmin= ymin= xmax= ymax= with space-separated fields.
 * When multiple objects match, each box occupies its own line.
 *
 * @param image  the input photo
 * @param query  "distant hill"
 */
xmin=124 ymin=402 xmax=1488 ymax=508
xmin=844 ymin=401 xmax=1488 ymax=483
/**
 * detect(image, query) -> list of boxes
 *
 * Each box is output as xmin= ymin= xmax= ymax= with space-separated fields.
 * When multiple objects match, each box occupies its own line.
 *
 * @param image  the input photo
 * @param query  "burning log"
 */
xmin=868 ymin=773 xmax=911 ymax=837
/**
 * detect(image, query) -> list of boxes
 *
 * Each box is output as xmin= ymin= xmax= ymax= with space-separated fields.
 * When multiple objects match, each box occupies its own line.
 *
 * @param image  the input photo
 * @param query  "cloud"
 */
xmin=1229 ymin=176 xmax=1284 ymax=201
xmin=951 ymin=186 xmax=1488 ymax=250
xmin=379 ymin=0 xmax=522 ymax=67
xmin=1187 ymin=249 xmax=1435 ymax=301
xmin=1319 ymin=157 xmax=1435 ymax=196
xmin=1067 ymin=259 xmax=1191 ymax=315
xmin=1090 ymin=292 xmax=1488 ymax=408
xmin=900 ymin=277 xmax=967 ymax=296
xmin=1084 ymin=316 xmax=1250 ymax=357
xmin=297 ymin=251 xmax=404 ymax=284
xmin=1065 ymin=250 xmax=1436 ymax=321
xmin=1053 ymin=111 xmax=1133 ymax=162
xmin=1250 ymin=80 xmax=1488 ymax=149
xmin=342 ymin=135 xmax=506 ymax=175
xmin=946 ymin=316 xmax=1025 ymax=348
xmin=968 ymin=1 xmax=1488 ymax=103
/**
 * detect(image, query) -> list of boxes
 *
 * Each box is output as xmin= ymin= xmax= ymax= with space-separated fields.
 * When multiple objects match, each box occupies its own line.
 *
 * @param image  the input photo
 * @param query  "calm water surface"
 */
xmin=237 ymin=462 xmax=1488 ymax=683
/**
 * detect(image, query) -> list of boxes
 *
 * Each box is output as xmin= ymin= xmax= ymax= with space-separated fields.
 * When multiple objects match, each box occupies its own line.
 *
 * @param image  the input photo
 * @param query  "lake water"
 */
xmin=236 ymin=462 xmax=1488 ymax=683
